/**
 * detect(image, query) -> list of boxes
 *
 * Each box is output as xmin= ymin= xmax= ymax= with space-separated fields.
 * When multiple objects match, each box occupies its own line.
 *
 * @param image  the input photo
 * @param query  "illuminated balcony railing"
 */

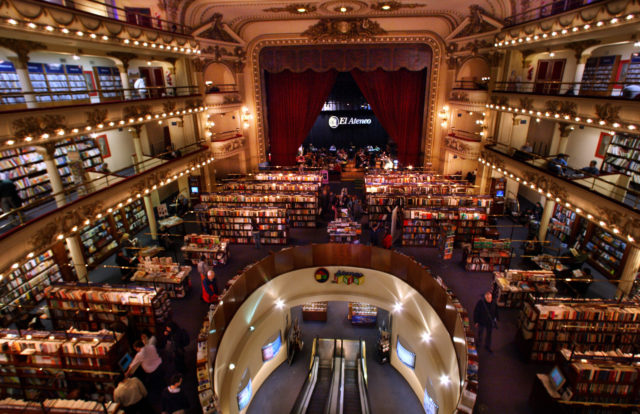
xmin=493 ymin=81 xmax=640 ymax=100
xmin=504 ymin=0 xmax=605 ymax=27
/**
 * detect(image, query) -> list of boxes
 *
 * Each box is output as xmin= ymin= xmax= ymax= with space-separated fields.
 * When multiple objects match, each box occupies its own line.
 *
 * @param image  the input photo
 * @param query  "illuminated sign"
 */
xmin=396 ymin=336 xmax=416 ymax=369
xmin=328 ymin=115 xmax=373 ymax=129
xmin=314 ymin=268 xmax=329 ymax=283
xmin=314 ymin=268 xmax=364 ymax=285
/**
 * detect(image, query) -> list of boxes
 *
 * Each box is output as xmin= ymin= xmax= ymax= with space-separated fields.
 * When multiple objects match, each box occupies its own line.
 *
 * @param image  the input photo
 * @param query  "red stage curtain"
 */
xmin=351 ymin=68 xmax=426 ymax=166
xmin=266 ymin=70 xmax=338 ymax=165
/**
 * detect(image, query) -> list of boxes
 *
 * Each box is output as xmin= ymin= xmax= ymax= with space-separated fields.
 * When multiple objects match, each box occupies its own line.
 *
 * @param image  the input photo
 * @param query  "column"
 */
xmin=573 ymin=54 xmax=590 ymax=95
xmin=118 ymin=64 xmax=131 ymax=100
xmin=177 ymin=174 xmax=189 ymax=198
xmin=538 ymin=198 xmax=555 ymax=241
xmin=556 ymin=123 xmax=573 ymax=154
xmin=201 ymin=164 xmax=212 ymax=192
xmin=144 ymin=194 xmax=158 ymax=240
xmin=66 ymin=235 xmax=88 ymax=282
xmin=8 ymin=57 xmax=36 ymax=109
xmin=130 ymin=126 xmax=144 ymax=173
xmin=35 ymin=145 xmax=66 ymax=207
xmin=617 ymin=245 xmax=640 ymax=298
xmin=478 ymin=164 xmax=489 ymax=195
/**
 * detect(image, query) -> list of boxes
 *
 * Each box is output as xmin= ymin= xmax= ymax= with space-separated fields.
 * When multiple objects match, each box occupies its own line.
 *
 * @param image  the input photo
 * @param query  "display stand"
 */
xmin=439 ymin=224 xmax=455 ymax=260
xmin=348 ymin=302 xmax=377 ymax=325
xmin=302 ymin=302 xmax=328 ymax=321
xmin=327 ymin=220 xmax=361 ymax=243
xmin=0 ymin=398 xmax=122 ymax=413
xmin=130 ymin=257 xmax=192 ymax=298
xmin=182 ymin=234 xmax=228 ymax=267
xmin=492 ymin=270 xmax=556 ymax=307
xmin=463 ymin=238 xmax=511 ymax=271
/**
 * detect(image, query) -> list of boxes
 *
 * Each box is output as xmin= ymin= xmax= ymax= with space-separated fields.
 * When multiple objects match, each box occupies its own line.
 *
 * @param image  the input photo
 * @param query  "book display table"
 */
xmin=131 ymin=257 xmax=192 ymax=298
xmin=327 ymin=220 xmax=361 ymax=243
xmin=493 ymin=270 xmax=557 ymax=307
xmin=302 ymin=302 xmax=328 ymax=321
xmin=182 ymin=234 xmax=229 ymax=267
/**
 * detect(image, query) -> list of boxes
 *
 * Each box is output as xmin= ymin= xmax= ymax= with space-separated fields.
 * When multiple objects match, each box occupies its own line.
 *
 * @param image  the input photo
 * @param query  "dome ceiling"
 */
xmin=181 ymin=0 xmax=511 ymax=36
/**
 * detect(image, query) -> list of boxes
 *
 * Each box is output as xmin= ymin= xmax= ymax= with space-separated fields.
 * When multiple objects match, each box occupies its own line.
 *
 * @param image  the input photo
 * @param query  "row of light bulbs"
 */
xmin=6 ymin=106 xmax=209 ymax=147
xmin=5 ymin=18 xmax=200 ymax=55
xmin=2 ymin=155 xmax=215 ymax=278
xmin=495 ymin=13 xmax=637 ymax=48
xmin=485 ymin=103 xmax=636 ymax=133
xmin=477 ymin=157 xmax=635 ymax=243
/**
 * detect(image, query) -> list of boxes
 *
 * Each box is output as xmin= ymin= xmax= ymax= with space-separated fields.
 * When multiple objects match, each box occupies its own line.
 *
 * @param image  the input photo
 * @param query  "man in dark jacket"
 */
xmin=0 ymin=177 xmax=23 ymax=225
xmin=473 ymin=291 xmax=498 ymax=352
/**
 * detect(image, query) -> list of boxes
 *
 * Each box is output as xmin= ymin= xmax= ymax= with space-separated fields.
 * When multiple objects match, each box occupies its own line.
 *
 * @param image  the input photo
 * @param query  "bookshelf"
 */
xmin=46 ymin=283 xmax=171 ymax=335
xmin=111 ymin=199 xmax=148 ymax=235
xmin=0 ymin=398 xmax=122 ymax=413
xmin=348 ymin=303 xmax=377 ymax=325
xmin=197 ymin=309 xmax=217 ymax=414
xmin=0 ymin=328 xmax=127 ymax=401
xmin=219 ymin=181 xmax=320 ymax=194
xmin=463 ymin=238 xmax=511 ymax=272
xmin=93 ymin=67 xmax=123 ymax=101
xmin=490 ymin=178 xmax=505 ymax=215
xmin=27 ymin=63 xmax=50 ymax=102
xmin=131 ymin=257 xmax=191 ymax=298
xmin=197 ymin=206 xmax=288 ymax=245
xmin=302 ymin=302 xmax=328 ymax=322
xmin=79 ymin=217 xmax=118 ymax=268
xmin=439 ymin=224 xmax=455 ymax=260
xmin=549 ymin=204 xmax=578 ymax=243
xmin=0 ymin=137 xmax=102 ymax=204
xmin=579 ymin=55 xmax=621 ymax=96
xmin=327 ymin=220 xmax=361 ymax=243
xmin=492 ymin=270 xmax=556 ymax=307
xmin=0 ymin=244 xmax=74 ymax=327
xmin=623 ymin=52 xmax=640 ymax=85
xmin=577 ymin=224 xmax=629 ymax=279
xmin=253 ymin=172 xmax=323 ymax=183
xmin=517 ymin=296 xmax=640 ymax=361
xmin=182 ymin=234 xmax=228 ymax=267
xmin=367 ymin=194 xmax=404 ymax=229
xmin=200 ymin=191 xmax=318 ymax=228
xmin=602 ymin=132 xmax=640 ymax=185
xmin=65 ymin=65 xmax=89 ymax=100
xmin=401 ymin=207 xmax=489 ymax=246
xmin=0 ymin=60 xmax=25 ymax=105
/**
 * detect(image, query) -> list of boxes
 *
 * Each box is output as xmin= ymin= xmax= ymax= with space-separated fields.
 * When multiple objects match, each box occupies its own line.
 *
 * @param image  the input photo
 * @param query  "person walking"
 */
xmin=251 ymin=219 xmax=261 ymax=249
xmin=113 ymin=375 xmax=153 ymax=414
xmin=0 ymin=175 xmax=23 ymax=225
xmin=197 ymin=256 xmax=209 ymax=286
xmin=202 ymin=270 xmax=219 ymax=303
xmin=126 ymin=340 xmax=164 ymax=394
xmin=473 ymin=291 xmax=498 ymax=352
xmin=161 ymin=374 xmax=189 ymax=414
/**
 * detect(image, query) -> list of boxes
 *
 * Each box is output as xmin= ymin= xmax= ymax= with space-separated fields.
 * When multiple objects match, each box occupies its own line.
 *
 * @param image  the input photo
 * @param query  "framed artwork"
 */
xmin=594 ymin=132 xmax=612 ymax=159
xmin=96 ymin=134 xmax=111 ymax=158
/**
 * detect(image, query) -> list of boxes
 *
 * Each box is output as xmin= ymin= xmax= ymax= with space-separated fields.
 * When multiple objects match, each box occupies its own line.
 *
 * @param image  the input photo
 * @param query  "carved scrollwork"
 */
xmin=12 ymin=114 xmax=66 ymax=138
xmin=85 ymin=109 xmax=108 ymax=127
xmin=30 ymin=222 xmax=59 ymax=251
xmin=595 ymin=103 xmax=621 ymax=124
xmin=123 ymin=105 xmax=151 ymax=120
xmin=519 ymin=97 xmax=533 ymax=111
xmin=263 ymin=3 xmax=317 ymax=13
xmin=544 ymin=100 xmax=577 ymax=117
xmin=370 ymin=1 xmax=425 ymax=11
xmin=302 ymin=18 xmax=386 ymax=41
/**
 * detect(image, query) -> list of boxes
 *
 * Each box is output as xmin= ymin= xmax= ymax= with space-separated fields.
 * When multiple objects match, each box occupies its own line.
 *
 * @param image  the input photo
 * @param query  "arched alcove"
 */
xmin=204 ymin=62 xmax=236 ymax=86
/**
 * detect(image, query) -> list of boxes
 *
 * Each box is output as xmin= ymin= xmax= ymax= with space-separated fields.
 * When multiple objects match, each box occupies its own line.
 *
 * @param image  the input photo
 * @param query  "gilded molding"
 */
xmin=249 ymin=34 xmax=444 ymax=165
xmin=301 ymin=18 xmax=386 ymax=41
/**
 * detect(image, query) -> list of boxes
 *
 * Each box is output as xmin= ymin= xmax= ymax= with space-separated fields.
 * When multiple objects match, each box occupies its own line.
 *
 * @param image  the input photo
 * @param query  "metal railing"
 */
xmin=488 ymin=143 xmax=640 ymax=212
xmin=205 ymin=84 xmax=238 ymax=94
xmin=0 ymin=141 xmax=206 ymax=236
xmin=34 ymin=0 xmax=190 ymax=34
xmin=453 ymin=80 xmax=488 ymax=90
xmin=493 ymin=80 xmax=640 ymax=99
xmin=212 ymin=130 xmax=242 ymax=141
xmin=0 ymin=85 xmax=201 ymax=108
xmin=504 ymin=0 xmax=605 ymax=27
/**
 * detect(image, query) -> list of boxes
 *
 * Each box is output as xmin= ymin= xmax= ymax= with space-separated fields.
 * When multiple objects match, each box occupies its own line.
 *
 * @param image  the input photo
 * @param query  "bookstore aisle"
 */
xmin=84 ymin=206 xmax=615 ymax=414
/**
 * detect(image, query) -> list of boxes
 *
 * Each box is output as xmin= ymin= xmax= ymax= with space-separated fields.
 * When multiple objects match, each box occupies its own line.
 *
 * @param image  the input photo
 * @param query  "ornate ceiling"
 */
xmin=181 ymin=0 xmax=511 ymax=38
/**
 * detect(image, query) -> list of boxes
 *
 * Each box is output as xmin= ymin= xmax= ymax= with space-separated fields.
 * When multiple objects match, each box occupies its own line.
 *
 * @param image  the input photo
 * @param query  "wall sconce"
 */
xmin=241 ymin=107 xmax=253 ymax=129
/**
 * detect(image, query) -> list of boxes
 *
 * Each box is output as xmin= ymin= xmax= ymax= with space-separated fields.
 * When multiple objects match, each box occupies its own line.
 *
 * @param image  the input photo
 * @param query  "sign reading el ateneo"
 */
xmin=315 ymin=268 xmax=364 ymax=285
xmin=328 ymin=115 xmax=372 ymax=129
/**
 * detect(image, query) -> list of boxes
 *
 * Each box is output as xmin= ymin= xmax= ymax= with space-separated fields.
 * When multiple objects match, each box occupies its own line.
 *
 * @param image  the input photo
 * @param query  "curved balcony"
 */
xmin=0 ymin=143 xmax=210 ymax=262
xmin=483 ymin=143 xmax=640 ymax=243
xmin=504 ymin=0 xmax=606 ymax=27
xmin=493 ymin=81 xmax=640 ymax=101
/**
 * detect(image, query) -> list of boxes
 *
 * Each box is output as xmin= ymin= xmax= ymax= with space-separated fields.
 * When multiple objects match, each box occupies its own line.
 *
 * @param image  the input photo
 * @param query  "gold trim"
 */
xmin=248 ymin=34 xmax=444 ymax=165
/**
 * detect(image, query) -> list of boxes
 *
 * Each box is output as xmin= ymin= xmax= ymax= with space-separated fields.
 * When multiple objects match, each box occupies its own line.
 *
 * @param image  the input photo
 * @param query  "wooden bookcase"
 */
xmin=93 ymin=66 xmax=123 ymax=101
xmin=0 ymin=398 xmax=122 ymax=413
xmin=46 ymin=283 xmax=171 ymax=335
xmin=79 ymin=217 xmax=119 ymax=269
xmin=463 ymin=238 xmax=511 ymax=272
xmin=348 ymin=302 xmax=377 ymax=325
xmin=327 ymin=220 xmax=361 ymax=243
xmin=517 ymin=296 xmax=640 ymax=362
xmin=200 ymin=192 xmax=317 ymax=228
xmin=0 ymin=243 xmax=75 ymax=327
xmin=489 ymin=177 xmax=505 ymax=215
xmin=602 ymin=132 xmax=640 ymax=186
xmin=549 ymin=204 xmax=579 ymax=243
xmin=0 ymin=328 xmax=127 ymax=401
xmin=579 ymin=55 xmax=621 ymax=96
xmin=574 ymin=222 xmax=630 ymax=280
xmin=401 ymin=207 xmax=489 ymax=246
xmin=182 ymin=234 xmax=229 ymax=267
xmin=131 ymin=257 xmax=191 ymax=299
xmin=0 ymin=137 xmax=102 ymax=205
xmin=197 ymin=206 xmax=288 ymax=245
xmin=302 ymin=302 xmax=328 ymax=322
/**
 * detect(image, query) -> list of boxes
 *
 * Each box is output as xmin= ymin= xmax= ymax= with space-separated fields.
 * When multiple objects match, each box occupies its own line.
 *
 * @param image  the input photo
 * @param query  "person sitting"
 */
xmin=547 ymin=153 xmax=569 ymax=176
xmin=520 ymin=141 xmax=533 ymax=152
xmin=581 ymin=160 xmax=600 ymax=176
xmin=115 ymin=250 xmax=133 ymax=282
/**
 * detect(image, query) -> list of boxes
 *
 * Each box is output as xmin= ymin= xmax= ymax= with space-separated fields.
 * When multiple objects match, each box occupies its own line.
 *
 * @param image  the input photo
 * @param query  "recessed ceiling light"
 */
xmin=297 ymin=7 xmax=306 ymax=13
xmin=340 ymin=6 xmax=347 ymax=12
xmin=382 ymin=4 xmax=391 ymax=10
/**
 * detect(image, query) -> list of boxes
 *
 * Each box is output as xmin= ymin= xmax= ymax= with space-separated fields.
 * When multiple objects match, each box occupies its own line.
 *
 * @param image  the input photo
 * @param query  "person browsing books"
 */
xmin=113 ymin=375 xmax=152 ymax=414
xmin=473 ymin=291 xmax=498 ymax=352
xmin=126 ymin=340 xmax=164 ymax=394
xmin=161 ymin=373 xmax=189 ymax=414
xmin=202 ymin=270 xmax=219 ymax=303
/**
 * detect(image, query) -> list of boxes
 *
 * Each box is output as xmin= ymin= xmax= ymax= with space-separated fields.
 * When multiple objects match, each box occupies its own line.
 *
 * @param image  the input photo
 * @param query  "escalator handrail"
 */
xmin=358 ymin=338 xmax=371 ymax=414
xmin=290 ymin=337 xmax=319 ymax=414
xmin=325 ymin=339 xmax=343 ymax=414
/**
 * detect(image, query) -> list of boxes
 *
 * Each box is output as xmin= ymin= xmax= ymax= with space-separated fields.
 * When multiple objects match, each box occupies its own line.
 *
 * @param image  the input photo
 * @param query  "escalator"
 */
xmin=291 ymin=338 xmax=341 ymax=414
xmin=339 ymin=339 xmax=370 ymax=414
